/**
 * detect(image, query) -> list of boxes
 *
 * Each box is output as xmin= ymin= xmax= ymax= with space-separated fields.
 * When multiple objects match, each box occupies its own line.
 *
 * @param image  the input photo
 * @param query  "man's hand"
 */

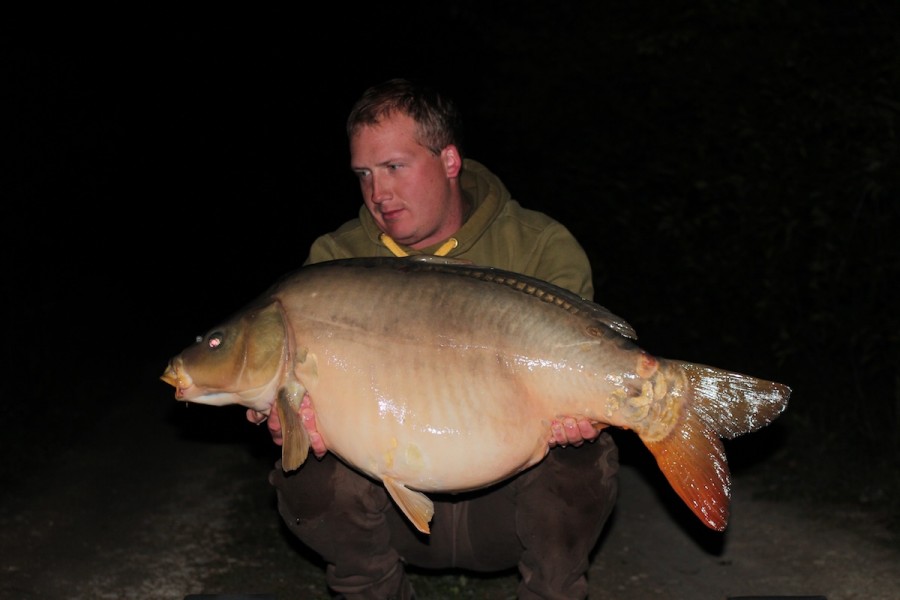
xmin=246 ymin=407 xmax=285 ymax=445
xmin=298 ymin=395 xmax=327 ymax=458
xmin=245 ymin=394 xmax=328 ymax=459
xmin=548 ymin=417 xmax=605 ymax=448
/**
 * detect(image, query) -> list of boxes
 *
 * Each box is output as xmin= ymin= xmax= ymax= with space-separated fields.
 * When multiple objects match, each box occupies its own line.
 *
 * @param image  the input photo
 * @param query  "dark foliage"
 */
xmin=457 ymin=1 xmax=900 ymax=461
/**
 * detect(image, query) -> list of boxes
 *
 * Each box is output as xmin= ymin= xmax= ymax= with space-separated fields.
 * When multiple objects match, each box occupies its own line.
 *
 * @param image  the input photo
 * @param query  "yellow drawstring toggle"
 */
xmin=380 ymin=233 xmax=458 ymax=258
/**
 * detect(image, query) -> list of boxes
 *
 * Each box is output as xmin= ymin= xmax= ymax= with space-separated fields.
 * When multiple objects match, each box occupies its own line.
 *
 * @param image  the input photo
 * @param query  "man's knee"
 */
xmin=508 ymin=437 xmax=619 ymax=599
xmin=271 ymin=456 xmax=395 ymax=563
xmin=553 ymin=431 xmax=619 ymax=473
xmin=524 ymin=432 xmax=619 ymax=502
xmin=513 ymin=432 xmax=618 ymax=594
xmin=269 ymin=456 xmax=337 ymax=518
xmin=270 ymin=455 xmax=393 ymax=520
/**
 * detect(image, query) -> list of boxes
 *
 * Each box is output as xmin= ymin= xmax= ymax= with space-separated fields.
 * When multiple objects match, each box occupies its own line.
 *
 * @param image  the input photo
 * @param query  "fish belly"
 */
xmin=305 ymin=344 xmax=558 ymax=492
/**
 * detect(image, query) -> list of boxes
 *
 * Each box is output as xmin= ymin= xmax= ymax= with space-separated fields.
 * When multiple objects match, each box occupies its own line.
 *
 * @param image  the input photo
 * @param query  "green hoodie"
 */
xmin=304 ymin=159 xmax=594 ymax=301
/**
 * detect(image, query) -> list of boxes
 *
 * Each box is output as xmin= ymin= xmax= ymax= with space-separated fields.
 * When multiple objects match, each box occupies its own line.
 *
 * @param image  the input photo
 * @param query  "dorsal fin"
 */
xmin=312 ymin=256 xmax=638 ymax=340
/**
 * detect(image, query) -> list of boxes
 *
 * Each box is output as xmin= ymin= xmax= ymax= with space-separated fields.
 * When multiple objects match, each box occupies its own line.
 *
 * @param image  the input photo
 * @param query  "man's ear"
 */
xmin=440 ymin=144 xmax=463 ymax=177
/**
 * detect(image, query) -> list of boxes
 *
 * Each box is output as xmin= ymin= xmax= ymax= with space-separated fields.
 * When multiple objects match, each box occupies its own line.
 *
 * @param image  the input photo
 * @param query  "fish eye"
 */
xmin=207 ymin=332 xmax=224 ymax=350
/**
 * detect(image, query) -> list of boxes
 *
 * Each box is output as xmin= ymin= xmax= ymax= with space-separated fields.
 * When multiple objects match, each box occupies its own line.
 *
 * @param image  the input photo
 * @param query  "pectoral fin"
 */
xmin=382 ymin=476 xmax=434 ymax=535
xmin=276 ymin=380 xmax=310 ymax=472
xmin=293 ymin=347 xmax=319 ymax=391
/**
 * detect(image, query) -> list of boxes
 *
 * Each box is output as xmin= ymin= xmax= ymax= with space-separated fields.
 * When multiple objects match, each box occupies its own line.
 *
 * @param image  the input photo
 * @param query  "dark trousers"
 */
xmin=270 ymin=432 xmax=618 ymax=600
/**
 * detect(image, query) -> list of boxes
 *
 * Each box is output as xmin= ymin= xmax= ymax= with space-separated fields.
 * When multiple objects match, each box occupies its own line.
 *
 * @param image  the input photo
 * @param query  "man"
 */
xmin=247 ymin=78 xmax=618 ymax=600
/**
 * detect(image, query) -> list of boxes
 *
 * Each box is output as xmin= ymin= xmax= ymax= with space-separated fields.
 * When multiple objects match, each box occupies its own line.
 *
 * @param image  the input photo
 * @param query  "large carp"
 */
xmin=161 ymin=256 xmax=790 ymax=534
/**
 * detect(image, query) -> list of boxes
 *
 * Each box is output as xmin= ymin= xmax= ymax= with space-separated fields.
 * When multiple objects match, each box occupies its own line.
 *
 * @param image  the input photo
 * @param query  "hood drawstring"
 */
xmin=380 ymin=233 xmax=459 ymax=257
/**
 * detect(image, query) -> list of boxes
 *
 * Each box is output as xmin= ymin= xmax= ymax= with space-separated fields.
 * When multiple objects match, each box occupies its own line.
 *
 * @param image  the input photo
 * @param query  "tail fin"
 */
xmin=643 ymin=361 xmax=791 ymax=531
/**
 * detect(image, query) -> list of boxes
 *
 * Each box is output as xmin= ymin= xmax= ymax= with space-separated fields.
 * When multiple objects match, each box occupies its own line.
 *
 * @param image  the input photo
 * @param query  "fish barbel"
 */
xmin=161 ymin=256 xmax=790 ymax=534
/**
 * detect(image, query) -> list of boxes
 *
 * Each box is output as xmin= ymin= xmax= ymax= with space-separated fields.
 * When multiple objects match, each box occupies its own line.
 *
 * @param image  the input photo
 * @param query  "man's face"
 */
xmin=350 ymin=112 xmax=459 ymax=250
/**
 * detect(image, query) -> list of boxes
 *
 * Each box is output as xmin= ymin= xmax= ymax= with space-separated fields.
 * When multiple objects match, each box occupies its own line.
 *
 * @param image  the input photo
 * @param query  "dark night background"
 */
xmin=3 ymin=0 xmax=899 ymax=577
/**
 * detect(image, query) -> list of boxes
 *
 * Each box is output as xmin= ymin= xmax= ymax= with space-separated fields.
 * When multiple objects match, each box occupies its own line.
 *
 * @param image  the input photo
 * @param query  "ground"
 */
xmin=0 ymin=361 xmax=897 ymax=600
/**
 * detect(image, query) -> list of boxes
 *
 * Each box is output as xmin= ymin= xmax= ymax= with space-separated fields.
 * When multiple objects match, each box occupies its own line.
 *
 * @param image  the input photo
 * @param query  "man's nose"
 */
xmin=369 ymin=173 xmax=389 ymax=203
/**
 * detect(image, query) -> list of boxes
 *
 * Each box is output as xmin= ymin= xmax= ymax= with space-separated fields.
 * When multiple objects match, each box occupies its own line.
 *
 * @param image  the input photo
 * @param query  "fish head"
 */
xmin=160 ymin=300 xmax=288 ymax=413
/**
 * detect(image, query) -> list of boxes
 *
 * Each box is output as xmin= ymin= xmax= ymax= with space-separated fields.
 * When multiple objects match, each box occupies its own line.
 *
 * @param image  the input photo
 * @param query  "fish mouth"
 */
xmin=160 ymin=359 xmax=192 ymax=399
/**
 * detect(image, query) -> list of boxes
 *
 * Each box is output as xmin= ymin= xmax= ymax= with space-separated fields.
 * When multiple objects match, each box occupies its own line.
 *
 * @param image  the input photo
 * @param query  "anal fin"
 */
xmin=382 ymin=476 xmax=434 ymax=534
